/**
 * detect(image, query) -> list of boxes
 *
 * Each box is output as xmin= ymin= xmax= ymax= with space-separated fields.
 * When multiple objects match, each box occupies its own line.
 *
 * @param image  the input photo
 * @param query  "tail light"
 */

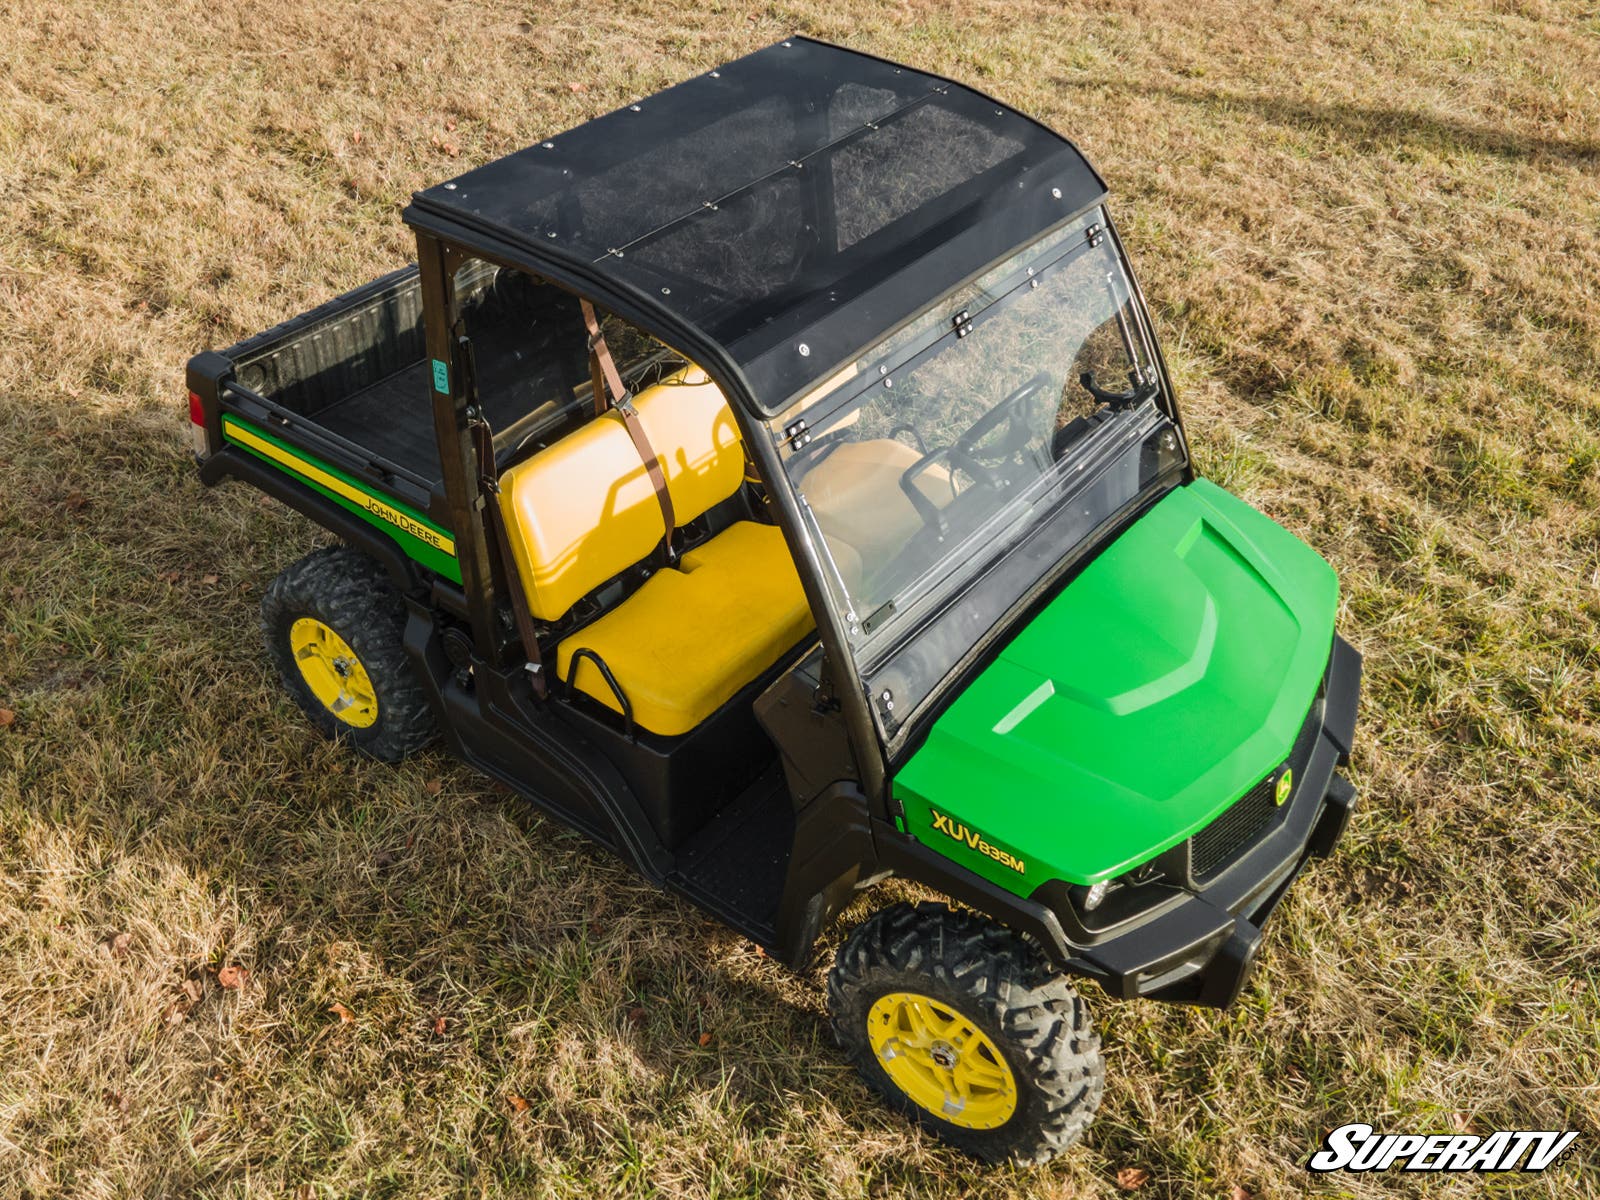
xmin=188 ymin=390 xmax=209 ymax=455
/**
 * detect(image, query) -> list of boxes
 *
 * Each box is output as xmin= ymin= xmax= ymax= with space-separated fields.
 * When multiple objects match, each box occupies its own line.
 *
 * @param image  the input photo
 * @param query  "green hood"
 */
xmin=893 ymin=479 xmax=1338 ymax=894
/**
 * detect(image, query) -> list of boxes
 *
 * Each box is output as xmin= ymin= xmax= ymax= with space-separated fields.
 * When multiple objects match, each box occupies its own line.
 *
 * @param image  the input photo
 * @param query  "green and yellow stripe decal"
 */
xmin=222 ymin=415 xmax=462 ymax=583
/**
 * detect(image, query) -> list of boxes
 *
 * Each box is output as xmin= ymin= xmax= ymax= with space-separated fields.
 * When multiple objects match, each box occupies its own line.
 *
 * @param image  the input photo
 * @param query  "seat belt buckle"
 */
xmin=613 ymin=392 xmax=638 ymax=417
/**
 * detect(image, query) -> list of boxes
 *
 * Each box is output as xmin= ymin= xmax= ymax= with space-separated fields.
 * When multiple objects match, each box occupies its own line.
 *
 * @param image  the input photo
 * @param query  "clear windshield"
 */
xmin=776 ymin=210 xmax=1185 ymax=732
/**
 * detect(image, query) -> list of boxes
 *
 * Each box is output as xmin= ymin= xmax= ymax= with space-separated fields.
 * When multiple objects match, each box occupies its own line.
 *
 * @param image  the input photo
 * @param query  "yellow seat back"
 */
xmin=498 ymin=367 xmax=745 ymax=621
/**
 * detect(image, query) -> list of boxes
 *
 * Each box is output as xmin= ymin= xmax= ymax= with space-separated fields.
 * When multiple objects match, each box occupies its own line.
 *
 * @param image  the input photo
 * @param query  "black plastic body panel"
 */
xmin=547 ymin=650 xmax=801 ymax=851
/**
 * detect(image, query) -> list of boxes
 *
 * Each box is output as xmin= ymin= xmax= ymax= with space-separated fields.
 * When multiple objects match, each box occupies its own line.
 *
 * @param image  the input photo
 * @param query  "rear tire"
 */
xmin=261 ymin=545 xmax=436 ymax=763
xmin=828 ymin=901 xmax=1103 ymax=1164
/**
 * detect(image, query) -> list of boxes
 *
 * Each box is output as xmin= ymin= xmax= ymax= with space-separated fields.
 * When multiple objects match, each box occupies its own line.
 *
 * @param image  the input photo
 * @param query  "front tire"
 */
xmin=828 ymin=902 xmax=1103 ymax=1164
xmin=261 ymin=545 xmax=436 ymax=762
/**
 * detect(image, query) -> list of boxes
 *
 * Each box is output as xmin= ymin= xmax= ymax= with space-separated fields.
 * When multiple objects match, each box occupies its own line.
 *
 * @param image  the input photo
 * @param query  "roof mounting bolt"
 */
xmin=878 ymin=364 xmax=888 ymax=375
xmin=1051 ymin=187 xmax=1063 ymax=199
xmin=630 ymin=104 xmax=641 ymax=112
xmin=710 ymin=70 xmax=721 ymax=78
xmin=783 ymin=40 xmax=793 ymax=47
xmin=443 ymin=182 xmax=458 ymax=190
xmin=661 ymin=287 xmax=671 ymax=295
xmin=1027 ymin=266 xmax=1035 ymax=276
xmin=883 ymin=376 xmax=893 ymax=388
xmin=547 ymin=231 xmax=557 ymax=238
xmin=797 ymin=343 xmax=811 ymax=357
xmin=995 ymin=108 xmax=1004 ymax=116
xmin=542 ymin=141 xmax=555 ymax=149
xmin=1030 ymin=278 xmax=1040 ymax=289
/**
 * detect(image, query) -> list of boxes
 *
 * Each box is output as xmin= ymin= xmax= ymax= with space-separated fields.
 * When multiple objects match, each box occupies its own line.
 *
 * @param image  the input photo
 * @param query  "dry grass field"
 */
xmin=2 ymin=0 xmax=1599 ymax=1195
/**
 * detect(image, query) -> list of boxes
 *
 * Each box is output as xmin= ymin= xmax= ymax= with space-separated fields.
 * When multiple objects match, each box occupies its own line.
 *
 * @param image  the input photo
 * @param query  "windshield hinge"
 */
xmin=952 ymin=308 xmax=973 ymax=339
xmin=1086 ymin=222 xmax=1105 ymax=248
xmin=782 ymin=418 xmax=812 ymax=450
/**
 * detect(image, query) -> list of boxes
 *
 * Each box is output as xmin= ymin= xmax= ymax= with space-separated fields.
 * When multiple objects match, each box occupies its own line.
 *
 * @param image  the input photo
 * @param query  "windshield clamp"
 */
xmin=783 ymin=418 xmax=812 ymax=450
xmin=952 ymin=308 xmax=973 ymax=339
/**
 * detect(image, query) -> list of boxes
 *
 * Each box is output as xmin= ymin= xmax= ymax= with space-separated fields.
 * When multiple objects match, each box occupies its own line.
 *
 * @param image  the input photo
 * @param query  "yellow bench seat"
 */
xmin=556 ymin=521 xmax=814 ymax=736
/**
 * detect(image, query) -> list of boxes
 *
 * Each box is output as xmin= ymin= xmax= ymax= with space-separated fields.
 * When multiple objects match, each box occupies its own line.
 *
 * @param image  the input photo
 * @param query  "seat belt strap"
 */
xmin=470 ymin=417 xmax=549 ymax=699
xmin=581 ymin=297 xmax=626 ymax=418
xmin=579 ymin=298 xmax=677 ymax=560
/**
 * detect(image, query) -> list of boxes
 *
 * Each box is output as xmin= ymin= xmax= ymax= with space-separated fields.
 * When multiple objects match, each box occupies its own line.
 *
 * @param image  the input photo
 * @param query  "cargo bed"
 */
xmin=218 ymin=265 xmax=594 ymax=500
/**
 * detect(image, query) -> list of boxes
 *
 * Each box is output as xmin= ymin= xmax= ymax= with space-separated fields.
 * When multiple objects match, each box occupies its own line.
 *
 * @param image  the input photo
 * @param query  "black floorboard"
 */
xmin=671 ymin=766 xmax=794 ymax=933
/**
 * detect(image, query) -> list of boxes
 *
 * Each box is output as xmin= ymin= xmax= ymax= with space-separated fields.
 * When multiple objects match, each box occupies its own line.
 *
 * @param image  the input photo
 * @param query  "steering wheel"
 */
xmin=896 ymin=372 xmax=1054 ymax=536
xmin=946 ymin=371 xmax=1054 ymax=489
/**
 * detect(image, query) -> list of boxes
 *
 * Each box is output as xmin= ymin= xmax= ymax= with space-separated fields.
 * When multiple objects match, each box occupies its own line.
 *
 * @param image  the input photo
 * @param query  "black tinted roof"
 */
xmin=406 ymin=37 xmax=1105 ymax=413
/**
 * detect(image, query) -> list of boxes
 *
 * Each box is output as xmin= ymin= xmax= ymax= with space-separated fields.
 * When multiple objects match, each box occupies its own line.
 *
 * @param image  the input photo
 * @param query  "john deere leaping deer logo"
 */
xmin=929 ymin=809 xmax=1026 ymax=875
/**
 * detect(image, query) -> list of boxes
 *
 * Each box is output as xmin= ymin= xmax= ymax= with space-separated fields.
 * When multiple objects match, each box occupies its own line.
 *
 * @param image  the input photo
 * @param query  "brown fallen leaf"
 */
xmin=201 ymin=573 xmax=219 ymax=586
xmin=328 ymin=1001 xmax=356 ymax=1025
xmin=216 ymin=964 xmax=249 ymax=990
xmin=108 ymin=931 xmax=132 ymax=958
xmin=506 ymin=1092 xmax=531 ymax=1114
xmin=442 ymin=141 xmax=459 ymax=157
xmin=1229 ymin=1186 xmax=1253 ymax=1200
xmin=445 ymin=118 xmax=457 ymax=131
xmin=182 ymin=978 xmax=203 ymax=1003
xmin=432 ymin=1014 xmax=447 ymax=1037
xmin=158 ymin=570 xmax=182 ymax=585
xmin=697 ymin=1031 xmax=713 ymax=1047
xmin=1115 ymin=1167 xmax=1151 ymax=1190
xmin=102 ymin=1087 xmax=129 ymax=1114
xmin=566 ymin=82 xmax=587 ymax=93
xmin=424 ymin=778 xmax=443 ymax=796
xmin=351 ymin=130 xmax=362 ymax=145
xmin=64 ymin=490 xmax=88 ymax=512
xmin=0 ymin=709 xmax=15 ymax=728
xmin=163 ymin=1000 xmax=192 ymax=1026
xmin=295 ymin=1186 xmax=315 ymax=1200
xmin=626 ymin=1005 xmax=647 ymax=1027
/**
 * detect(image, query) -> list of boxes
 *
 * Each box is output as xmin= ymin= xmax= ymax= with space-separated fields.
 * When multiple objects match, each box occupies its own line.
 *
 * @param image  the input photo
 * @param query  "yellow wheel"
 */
xmin=867 ymin=991 xmax=1017 ymax=1130
xmin=289 ymin=617 xmax=379 ymax=728
xmin=829 ymin=903 xmax=1104 ymax=1164
xmin=262 ymin=546 xmax=436 ymax=762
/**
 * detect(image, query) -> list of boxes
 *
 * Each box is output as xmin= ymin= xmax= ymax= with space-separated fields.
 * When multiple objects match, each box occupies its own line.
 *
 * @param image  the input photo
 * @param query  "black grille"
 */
xmin=1191 ymin=770 xmax=1284 ymax=880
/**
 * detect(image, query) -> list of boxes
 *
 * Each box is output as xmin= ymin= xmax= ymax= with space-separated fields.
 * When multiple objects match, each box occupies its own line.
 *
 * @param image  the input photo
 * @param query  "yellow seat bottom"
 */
xmin=556 ymin=521 xmax=815 ymax=736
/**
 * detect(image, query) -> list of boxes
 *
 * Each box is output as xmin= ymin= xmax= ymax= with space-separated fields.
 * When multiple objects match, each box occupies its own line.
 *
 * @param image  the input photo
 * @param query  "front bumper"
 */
xmin=1054 ymin=634 xmax=1362 ymax=1007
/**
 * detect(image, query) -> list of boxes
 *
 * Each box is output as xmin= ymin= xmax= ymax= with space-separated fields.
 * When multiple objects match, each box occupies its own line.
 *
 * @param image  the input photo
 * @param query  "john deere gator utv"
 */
xmin=186 ymin=37 xmax=1360 ymax=1163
